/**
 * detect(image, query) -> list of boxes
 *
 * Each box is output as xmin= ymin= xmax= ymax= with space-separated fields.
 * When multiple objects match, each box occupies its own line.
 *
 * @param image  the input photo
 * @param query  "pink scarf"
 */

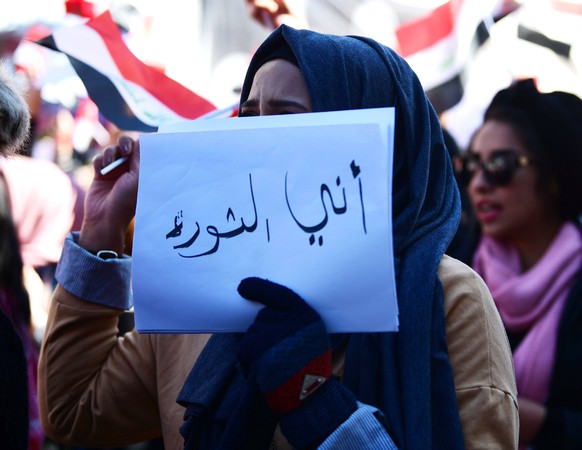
xmin=473 ymin=222 xmax=582 ymax=402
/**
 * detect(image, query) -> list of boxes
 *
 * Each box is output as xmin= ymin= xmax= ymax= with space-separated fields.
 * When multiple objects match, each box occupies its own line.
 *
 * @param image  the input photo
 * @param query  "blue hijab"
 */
xmin=179 ymin=25 xmax=463 ymax=449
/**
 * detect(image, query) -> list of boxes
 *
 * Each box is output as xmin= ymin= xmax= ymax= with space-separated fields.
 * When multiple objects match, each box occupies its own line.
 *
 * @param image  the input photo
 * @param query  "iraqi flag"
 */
xmin=395 ymin=0 xmax=499 ymax=114
xmin=35 ymin=11 xmax=217 ymax=132
xmin=477 ymin=0 xmax=582 ymax=99
xmin=516 ymin=0 xmax=581 ymax=61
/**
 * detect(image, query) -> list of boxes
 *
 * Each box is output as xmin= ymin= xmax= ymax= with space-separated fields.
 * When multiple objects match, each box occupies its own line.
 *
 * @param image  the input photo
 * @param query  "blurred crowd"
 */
xmin=2 ymin=1 xmax=582 ymax=449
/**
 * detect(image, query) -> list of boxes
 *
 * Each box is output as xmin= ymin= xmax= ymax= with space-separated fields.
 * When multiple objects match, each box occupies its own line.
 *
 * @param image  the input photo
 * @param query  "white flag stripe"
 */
xmin=404 ymin=0 xmax=497 ymax=92
xmin=108 ymin=77 xmax=189 ymax=126
xmin=406 ymin=33 xmax=464 ymax=90
xmin=52 ymin=25 xmax=195 ymax=126
xmin=52 ymin=24 xmax=122 ymax=79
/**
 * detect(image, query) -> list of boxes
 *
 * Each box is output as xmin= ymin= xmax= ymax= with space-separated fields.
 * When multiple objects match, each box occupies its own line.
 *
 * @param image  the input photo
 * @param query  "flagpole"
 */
xmin=197 ymin=103 xmax=239 ymax=120
xmin=99 ymin=103 xmax=239 ymax=175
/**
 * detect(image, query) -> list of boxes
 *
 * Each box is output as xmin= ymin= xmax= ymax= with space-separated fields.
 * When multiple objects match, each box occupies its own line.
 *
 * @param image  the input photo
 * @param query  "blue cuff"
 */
xmin=319 ymin=403 xmax=398 ymax=449
xmin=280 ymin=378 xmax=358 ymax=449
xmin=55 ymin=233 xmax=133 ymax=310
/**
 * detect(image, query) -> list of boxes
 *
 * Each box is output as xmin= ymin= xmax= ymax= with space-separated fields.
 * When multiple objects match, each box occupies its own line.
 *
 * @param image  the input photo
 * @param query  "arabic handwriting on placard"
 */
xmin=284 ymin=174 xmax=345 ymax=246
xmin=172 ymin=222 xmax=200 ymax=249
xmin=226 ymin=207 xmax=235 ymax=222
xmin=165 ymin=161 xmax=368 ymax=255
xmin=350 ymin=160 xmax=367 ymax=234
xmin=165 ymin=173 xmax=258 ymax=258
xmin=285 ymin=160 xmax=366 ymax=246
xmin=265 ymin=218 xmax=271 ymax=242
xmin=165 ymin=211 xmax=183 ymax=239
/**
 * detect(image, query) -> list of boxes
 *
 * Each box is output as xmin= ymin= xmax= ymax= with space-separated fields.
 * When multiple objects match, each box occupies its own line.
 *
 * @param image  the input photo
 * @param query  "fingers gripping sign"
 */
xmin=237 ymin=277 xmax=332 ymax=413
xmin=236 ymin=277 xmax=358 ymax=448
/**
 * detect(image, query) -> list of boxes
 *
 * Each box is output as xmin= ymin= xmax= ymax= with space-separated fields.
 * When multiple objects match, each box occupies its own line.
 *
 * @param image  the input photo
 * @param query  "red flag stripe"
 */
xmin=551 ymin=0 xmax=582 ymax=15
xmin=65 ymin=0 xmax=98 ymax=19
xmin=395 ymin=0 xmax=464 ymax=58
xmin=86 ymin=11 xmax=215 ymax=119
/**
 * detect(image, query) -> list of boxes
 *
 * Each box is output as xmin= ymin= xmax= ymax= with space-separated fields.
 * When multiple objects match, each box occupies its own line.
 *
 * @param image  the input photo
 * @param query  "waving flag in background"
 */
xmin=34 ymin=11 xmax=217 ymax=133
xmin=64 ymin=0 xmax=98 ymax=19
xmin=395 ymin=0 xmax=499 ymax=114
xmin=439 ymin=0 xmax=582 ymax=149
xmin=515 ymin=0 xmax=581 ymax=61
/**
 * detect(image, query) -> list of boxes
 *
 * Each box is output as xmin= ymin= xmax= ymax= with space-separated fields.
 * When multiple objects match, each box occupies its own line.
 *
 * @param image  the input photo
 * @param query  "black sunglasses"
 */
xmin=453 ymin=149 xmax=535 ymax=188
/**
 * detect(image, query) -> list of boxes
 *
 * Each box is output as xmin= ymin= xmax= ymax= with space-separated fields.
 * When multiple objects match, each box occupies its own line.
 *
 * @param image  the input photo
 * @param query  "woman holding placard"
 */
xmin=38 ymin=25 xmax=518 ymax=449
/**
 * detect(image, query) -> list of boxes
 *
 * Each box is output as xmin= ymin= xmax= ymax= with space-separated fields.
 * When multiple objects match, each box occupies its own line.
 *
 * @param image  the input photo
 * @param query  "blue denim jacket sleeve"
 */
xmin=55 ymin=232 xmax=133 ymax=310
xmin=318 ymin=403 xmax=398 ymax=449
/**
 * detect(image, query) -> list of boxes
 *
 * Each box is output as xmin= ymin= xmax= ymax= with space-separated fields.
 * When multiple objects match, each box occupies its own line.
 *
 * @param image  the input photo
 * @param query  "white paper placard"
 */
xmin=132 ymin=108 xmax=398 ymax=333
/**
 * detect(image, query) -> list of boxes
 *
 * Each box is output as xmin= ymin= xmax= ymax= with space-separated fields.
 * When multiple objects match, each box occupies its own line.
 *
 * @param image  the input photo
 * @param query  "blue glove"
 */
xmin=237 ymin=277 xmax=357 ymax=448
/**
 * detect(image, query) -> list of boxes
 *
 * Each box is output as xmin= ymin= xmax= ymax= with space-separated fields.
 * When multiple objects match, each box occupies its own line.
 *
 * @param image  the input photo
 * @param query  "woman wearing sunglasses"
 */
xmin=453 ymin=78 xmax=582 ymax=450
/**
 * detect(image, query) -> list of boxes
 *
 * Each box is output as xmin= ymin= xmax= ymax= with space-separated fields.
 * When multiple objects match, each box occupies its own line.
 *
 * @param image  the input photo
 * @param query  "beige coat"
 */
xmin=38 ymin=255 xmax=518 ymax=450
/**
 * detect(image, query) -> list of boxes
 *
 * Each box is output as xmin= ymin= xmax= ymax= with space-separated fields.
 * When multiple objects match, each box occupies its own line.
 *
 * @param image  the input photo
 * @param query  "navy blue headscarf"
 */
xmin=179 ymin=25 xmax=463 ymax=449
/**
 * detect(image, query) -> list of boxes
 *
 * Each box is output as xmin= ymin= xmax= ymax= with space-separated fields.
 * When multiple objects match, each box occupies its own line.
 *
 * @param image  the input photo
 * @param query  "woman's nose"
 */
xmin=468 ymin=167 xmax=492 ymax=192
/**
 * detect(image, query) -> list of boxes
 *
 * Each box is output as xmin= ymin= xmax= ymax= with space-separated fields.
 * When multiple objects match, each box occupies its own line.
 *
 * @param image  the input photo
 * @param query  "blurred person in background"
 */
xmin=0 ymin=60 xmax=44 ymax=450
xmin=245 ymin=0 xmax=308 ymax=29
xmin=6 ymin=48 xmax=88 ymax=342
xmin=453 ymin=78 xmax=582 ymax=449
xmin=1 ymin=153 xmax=79 ymax=342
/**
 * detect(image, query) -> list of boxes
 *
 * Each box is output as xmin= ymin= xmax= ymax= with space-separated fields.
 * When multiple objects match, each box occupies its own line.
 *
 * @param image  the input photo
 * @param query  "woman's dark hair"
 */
xmin=481 ymin=78 xmax=582 ymax=221
xmin=0 ymin=63 xmax=31 ymax=157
